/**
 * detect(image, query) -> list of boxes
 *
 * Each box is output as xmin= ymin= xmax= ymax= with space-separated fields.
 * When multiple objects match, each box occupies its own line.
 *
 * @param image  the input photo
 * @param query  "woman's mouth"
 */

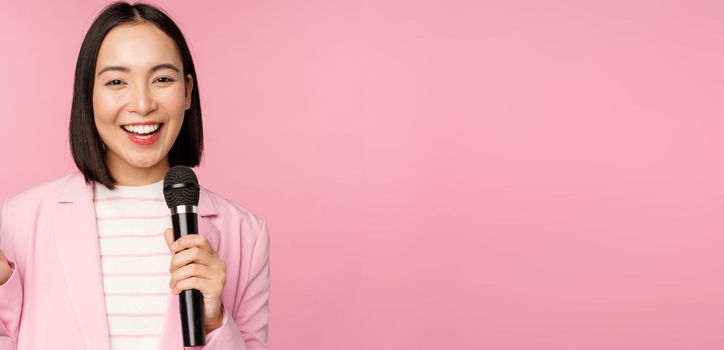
xmin=121 ymin=123 xmax=163 ymax=145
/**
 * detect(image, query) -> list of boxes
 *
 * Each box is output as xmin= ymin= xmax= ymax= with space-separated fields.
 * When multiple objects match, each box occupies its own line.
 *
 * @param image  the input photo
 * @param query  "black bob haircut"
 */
xmin=70 ymin=1 xmax=203 ymax=190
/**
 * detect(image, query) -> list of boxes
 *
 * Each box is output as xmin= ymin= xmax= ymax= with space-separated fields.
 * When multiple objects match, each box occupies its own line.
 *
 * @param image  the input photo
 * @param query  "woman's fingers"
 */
xmin=164 ymin=228 xmax=175 ymax=251
xmin=171 ymin=276 xmax=224 ymax=295
xmin=169 ymin=246 xmax=219 ymax=272
xmin=164 ymin=228 xmax=214 ymax=254
xmin=0 ymin=250 xmax=12 ymax=285
xmin=169 ymin=263 xmax=221 ymax=289
xmin=163 ymin=228 xmax=226 ymax=303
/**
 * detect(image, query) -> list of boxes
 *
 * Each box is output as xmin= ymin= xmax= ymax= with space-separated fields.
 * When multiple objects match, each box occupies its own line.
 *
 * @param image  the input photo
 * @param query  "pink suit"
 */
xmin=0 ymin=172 xmax=270 ymax=349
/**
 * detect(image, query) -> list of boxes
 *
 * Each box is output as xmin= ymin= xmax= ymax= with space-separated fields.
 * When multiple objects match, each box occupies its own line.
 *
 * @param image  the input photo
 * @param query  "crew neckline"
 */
xmin=94 ymin=178 xmax=164 ymax=193
xmin=112 ymin=178 xmax=164 ymax=189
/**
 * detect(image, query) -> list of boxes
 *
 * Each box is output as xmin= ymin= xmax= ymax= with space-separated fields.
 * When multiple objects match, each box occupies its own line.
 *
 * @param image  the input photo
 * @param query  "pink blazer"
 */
xmin=0 ymin=172 xmax=270 ymax=350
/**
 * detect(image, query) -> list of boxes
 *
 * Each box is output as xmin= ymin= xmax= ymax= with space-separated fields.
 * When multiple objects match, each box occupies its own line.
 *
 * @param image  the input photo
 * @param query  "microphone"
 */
xmin=163 ymin=165 xmax=205 ymax=346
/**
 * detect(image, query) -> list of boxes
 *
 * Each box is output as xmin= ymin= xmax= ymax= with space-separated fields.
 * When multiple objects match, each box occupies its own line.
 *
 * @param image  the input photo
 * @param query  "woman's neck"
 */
xmin=106 ymin=153 xmax=170 ymax=186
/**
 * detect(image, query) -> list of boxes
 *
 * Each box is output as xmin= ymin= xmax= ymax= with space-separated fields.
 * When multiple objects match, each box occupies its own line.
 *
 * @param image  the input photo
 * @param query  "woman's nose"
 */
xmin=128 ymin=84 xmax=158 ymax=115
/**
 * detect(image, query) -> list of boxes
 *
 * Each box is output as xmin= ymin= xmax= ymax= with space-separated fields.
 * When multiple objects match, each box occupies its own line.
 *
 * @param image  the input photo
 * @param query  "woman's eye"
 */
xmin=105 ymin=79 xmax=125 ymax=86
xmin=155 ymin=77 xmax=175 ymax=83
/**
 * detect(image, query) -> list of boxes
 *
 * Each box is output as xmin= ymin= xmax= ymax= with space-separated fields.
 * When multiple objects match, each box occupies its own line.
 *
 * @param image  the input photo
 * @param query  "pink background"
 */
xmin=2 ymin=1 xmax=724 ymax=349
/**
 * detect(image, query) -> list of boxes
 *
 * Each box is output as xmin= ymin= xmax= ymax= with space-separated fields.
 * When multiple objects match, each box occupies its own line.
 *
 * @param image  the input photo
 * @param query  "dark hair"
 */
xmin=69 ymin=1 xmax=203 ymax=190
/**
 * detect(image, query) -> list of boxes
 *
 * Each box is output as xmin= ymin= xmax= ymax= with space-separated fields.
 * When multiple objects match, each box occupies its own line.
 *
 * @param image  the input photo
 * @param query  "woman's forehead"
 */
xmin=96 ymin=22 xmax=182 ymax=71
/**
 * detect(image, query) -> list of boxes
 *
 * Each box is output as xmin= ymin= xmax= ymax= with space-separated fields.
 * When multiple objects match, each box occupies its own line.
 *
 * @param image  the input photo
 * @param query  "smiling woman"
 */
xmin=91 ymin=22 xmax=194 ymax=185
xmin=0 ymin=2 xmax=270 ymax=350
xmin=71 ymin=3 xmax=202 ymax=189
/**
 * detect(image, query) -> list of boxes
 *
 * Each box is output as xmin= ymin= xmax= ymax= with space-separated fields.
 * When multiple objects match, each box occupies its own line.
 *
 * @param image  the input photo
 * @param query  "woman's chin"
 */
xmin=127 ymin=156 xmax=164 ymax=169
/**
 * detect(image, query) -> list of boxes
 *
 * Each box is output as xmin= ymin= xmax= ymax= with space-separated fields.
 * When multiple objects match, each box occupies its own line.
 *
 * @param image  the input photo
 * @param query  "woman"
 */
xmin=0 ymin=2 xmax=270 ymax=349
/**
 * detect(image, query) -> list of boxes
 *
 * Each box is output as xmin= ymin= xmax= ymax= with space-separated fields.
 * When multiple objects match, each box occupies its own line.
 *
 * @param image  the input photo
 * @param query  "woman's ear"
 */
xmin=185 ymin=74 xmax=194 ymax=110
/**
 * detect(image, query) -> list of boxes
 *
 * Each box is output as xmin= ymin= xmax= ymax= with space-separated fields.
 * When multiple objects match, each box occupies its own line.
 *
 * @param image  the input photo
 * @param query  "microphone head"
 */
xmin=163 ymin=165 xmax=200 ymax=208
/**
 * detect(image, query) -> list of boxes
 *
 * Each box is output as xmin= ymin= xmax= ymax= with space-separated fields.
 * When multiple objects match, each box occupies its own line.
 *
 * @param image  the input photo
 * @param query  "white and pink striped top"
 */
xmin=93 ymin=179 xmax=172 ymax=350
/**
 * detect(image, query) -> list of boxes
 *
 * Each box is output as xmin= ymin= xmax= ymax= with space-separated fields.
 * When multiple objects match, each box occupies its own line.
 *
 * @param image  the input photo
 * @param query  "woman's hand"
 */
xmin=164 ymin=229 xmax=227 ymax=334
xmin=0 ymin=250 xmax=12 ymax=286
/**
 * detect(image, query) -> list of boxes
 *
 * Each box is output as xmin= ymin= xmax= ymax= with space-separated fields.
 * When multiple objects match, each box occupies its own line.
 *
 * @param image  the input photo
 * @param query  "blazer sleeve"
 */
xmin=0 ymin=200 xmax=23 ymax=350
xmin=201 ymin=219 xmax=271 ymax=350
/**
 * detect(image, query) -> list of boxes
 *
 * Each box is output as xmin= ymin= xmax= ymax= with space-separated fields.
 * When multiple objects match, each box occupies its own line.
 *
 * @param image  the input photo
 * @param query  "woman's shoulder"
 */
xmin=199 ymin=185 xmax=268 ymax=233
xmin=3 ymin=172 xmax=81 ymax=210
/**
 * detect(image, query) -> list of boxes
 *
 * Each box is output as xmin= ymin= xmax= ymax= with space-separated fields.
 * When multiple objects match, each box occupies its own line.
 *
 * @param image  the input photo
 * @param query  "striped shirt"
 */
xmin=93 ymin=179 xmax=172 ymax=350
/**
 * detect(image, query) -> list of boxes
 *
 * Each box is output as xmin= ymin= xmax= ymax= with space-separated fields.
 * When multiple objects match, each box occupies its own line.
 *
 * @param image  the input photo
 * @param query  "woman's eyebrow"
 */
xmin=96 ymin=63 xmax=180 ymax=77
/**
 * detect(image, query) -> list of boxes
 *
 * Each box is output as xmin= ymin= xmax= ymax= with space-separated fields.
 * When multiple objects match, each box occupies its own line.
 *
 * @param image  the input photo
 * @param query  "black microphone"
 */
xmin=163 ymin=165 xmax=205 ymax=346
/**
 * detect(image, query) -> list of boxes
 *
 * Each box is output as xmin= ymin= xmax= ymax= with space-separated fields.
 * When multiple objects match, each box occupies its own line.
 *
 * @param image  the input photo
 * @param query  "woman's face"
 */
xmin=93 ymin=22 xmax=193 ymax=176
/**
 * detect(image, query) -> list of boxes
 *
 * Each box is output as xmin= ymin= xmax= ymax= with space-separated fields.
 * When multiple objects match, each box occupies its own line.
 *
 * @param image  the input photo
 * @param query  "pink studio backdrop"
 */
xmin=1 ymin=1 xmax=724 ymax=349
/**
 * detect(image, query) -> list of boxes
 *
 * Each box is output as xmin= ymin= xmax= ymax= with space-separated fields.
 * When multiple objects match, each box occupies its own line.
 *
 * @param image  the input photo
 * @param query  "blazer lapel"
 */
xmin=54 ymin=173 xmax=111 ymax=350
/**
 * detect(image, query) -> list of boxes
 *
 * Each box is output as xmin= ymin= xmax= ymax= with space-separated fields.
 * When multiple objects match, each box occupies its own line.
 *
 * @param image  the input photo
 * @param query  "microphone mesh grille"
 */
xmin=163 ymin=166 xmax=200 ymax=207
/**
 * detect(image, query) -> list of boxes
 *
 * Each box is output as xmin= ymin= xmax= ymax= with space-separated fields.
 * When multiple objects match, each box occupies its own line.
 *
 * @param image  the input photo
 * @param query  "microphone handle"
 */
xmin=172 ymin=211 xmax=206 ymax=347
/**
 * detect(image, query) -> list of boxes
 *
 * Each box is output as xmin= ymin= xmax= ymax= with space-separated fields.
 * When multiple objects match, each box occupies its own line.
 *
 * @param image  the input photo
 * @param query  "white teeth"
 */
xmin=122 ymin=123 xmax=160 ymax=134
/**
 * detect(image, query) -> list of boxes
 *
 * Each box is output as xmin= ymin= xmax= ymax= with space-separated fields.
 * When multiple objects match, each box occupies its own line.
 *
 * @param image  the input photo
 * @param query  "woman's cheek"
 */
xmin=160 ymin=87 xmax=186 ymax=113
xmin=93 ymin=90 xmax=119 ymax=121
